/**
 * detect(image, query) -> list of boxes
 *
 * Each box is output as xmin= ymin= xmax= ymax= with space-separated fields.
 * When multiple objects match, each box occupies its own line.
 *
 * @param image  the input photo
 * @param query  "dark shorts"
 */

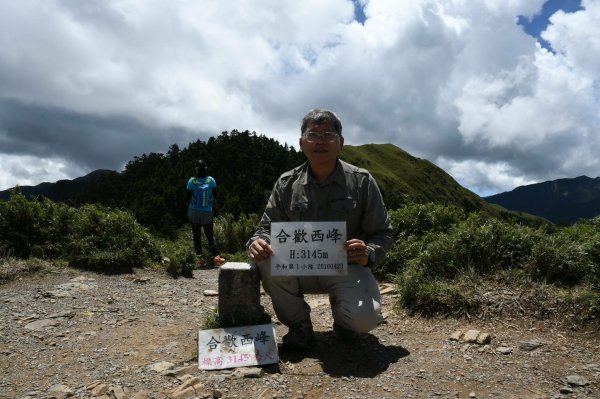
xmin=188 ymin=209 xmax=214 ymax=225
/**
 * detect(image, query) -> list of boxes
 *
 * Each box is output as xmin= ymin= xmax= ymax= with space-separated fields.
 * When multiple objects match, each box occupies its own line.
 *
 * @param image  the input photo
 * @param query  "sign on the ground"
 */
xmin=198 ymin=324 xmax=278 ymax=370
xmin=270 ymin=221 xmax=347 ymax=276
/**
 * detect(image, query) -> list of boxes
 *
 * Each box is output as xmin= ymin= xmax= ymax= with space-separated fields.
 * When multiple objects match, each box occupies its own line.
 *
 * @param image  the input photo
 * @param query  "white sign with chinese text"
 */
xmin=270 ymin=221 xmax=347 ymax=276
xmin=198 ymin=324 xmax=278 ymax=370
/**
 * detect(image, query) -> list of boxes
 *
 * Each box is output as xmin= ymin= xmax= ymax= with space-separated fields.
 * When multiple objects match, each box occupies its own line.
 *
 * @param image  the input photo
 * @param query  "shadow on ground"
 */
xmin=274 ymin=331 xmax=410 ymax=378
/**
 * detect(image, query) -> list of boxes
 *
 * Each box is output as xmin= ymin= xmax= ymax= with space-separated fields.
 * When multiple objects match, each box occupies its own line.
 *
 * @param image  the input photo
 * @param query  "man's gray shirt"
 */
xmin=248 ymin=159 xmax=394 ymax=266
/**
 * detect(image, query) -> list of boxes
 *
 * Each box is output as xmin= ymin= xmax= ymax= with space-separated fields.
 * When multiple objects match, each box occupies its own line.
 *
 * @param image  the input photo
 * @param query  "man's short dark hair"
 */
xmin=301 ymin=109 xmax=343 ymax=136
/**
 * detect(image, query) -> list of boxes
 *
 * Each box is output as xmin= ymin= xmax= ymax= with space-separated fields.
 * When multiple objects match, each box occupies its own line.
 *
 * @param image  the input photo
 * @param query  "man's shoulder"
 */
xmin=339 ymin=159 xmax=371 ymax=177
xmin=278 ymin=163 xmax=307 ymax=180
xmin=271 ymin=163 xmax=309 ymax=192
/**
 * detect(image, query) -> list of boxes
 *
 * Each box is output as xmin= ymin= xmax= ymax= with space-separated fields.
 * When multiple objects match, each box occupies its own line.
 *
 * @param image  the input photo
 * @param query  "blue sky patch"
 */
xmin=353 ymin=0 xmax=367 ymax=25
xmin=517 ymin=0 xmax=583 ymax=52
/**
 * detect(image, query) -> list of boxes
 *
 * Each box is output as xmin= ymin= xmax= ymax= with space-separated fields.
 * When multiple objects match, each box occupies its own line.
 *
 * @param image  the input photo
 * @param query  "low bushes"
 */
xmin=213 ymin=212 xmax=261 ymax=254
xmin=386 ymin=203 xmax=599 ymax=320
xmin=0 ymin=192 xmax=160 ymax=272
xmin=2 ymin=193 xmax=598 ymax=320
xmin=158 ymin=230 xmax=197 ymax=278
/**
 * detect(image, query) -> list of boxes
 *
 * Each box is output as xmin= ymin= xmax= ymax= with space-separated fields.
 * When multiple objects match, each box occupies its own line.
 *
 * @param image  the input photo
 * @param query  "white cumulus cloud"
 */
xmin=0 ymin=0 xmax=598 ymax=197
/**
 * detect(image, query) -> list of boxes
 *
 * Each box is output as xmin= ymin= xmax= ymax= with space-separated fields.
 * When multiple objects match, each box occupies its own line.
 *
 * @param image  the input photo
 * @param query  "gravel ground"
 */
xmin=0 ymin=264 xmax=598 ymax=399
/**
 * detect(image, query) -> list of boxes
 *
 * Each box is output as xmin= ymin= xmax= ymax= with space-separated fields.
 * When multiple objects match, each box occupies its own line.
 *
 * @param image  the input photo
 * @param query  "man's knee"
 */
xmin=349 ymin=309 xmax=382 ymax=333
xmin=333 ymin=300 xmax=382 ymax=333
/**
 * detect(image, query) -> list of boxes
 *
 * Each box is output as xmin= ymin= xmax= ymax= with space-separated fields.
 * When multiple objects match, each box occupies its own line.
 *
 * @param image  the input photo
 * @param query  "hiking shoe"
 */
xmin=282 ymin=320 xmax=315 ymax=350
xmin=196 ymin=258 xmax=205 ymax=268
xmin=213 ymin=255 xmax=226 ymax=266
xmin=333 ymin=322 xmax=358 ymax=342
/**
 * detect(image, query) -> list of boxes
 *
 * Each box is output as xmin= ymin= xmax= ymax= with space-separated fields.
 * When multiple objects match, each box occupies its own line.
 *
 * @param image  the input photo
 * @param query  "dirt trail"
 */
xmin=1 ymin=265 xmax=598 ymax=399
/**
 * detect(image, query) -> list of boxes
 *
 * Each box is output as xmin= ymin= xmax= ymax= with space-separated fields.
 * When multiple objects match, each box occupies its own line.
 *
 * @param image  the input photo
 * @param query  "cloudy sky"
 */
xmin=0 ymin=0 xmax=598 ymax=197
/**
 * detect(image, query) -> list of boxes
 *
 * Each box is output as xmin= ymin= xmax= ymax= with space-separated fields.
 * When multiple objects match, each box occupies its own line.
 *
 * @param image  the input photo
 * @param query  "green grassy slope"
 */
xmin=340 ymin=143 xmax=547 ymax=225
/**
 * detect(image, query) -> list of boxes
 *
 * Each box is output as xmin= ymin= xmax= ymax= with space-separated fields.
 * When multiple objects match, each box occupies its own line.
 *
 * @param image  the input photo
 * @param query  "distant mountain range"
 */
xmin=0 ymin=169 xmax=114 ymax=202
xmin=485 ymin=176 xmax=600 ymax=224
xmin=4 ymin=136 xmax=592 ymax=228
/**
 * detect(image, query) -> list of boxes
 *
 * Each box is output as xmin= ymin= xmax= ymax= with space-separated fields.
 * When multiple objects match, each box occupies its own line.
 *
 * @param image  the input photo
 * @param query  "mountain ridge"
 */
xmin=485 ymin=175 xmax=600 ymax=224
xmin=0 ymin=169 xmax=114 ymax=202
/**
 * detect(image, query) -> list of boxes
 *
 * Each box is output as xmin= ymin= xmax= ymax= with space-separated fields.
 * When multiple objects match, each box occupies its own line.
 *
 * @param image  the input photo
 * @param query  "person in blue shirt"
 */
xmin=186 ymin=160 xmax=225 ymax=267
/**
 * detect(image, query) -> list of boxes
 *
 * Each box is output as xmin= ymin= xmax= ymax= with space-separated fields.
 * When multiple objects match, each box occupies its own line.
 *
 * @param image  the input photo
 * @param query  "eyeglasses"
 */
xmin=303 ymin=131 xmax=340 ymax=142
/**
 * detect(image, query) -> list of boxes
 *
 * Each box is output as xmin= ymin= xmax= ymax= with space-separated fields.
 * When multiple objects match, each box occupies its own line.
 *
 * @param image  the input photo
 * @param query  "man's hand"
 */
xmin=345 ymin=239 xmax=369 ymax=266
xmin=248 ymin=238 xmax=273 ymax=262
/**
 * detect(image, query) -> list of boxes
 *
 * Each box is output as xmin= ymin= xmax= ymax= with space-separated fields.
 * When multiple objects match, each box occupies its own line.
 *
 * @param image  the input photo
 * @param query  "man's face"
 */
xmin=299 ymin=122 xmax=344 ymax=167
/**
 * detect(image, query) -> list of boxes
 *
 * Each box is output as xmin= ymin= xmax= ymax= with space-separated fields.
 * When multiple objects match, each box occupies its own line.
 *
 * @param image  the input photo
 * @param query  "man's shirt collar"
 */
xmin=304 ymin=159 xmax=344 ymax=186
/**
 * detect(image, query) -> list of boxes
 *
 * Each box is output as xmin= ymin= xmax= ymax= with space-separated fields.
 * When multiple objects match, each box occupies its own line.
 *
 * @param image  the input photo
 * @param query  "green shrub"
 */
xmin=395 ymin=261 xmax=480 ymax=316
xmin=125 ymin=211 xmax=259 ymax=277
xmin=565 ymin=218 xmax=600 ymax=288
xmin=0 ymin=193 xmax=80 ymax=259
xmin=375 ymin=204 xmax=466 ymax=278
xmin=525 ymin=221 xmax=600 ymax=286
xmin=373 ymin=234 xmax=430 ymax=279
xmin=158 ymin=230 xmax=196 ymax=277
xmin=0 ymin=193 xmax=160 ymax=272
xmin=561 ymin=288 xmax=600 ymax=320
xmin=388 ymin=203 xmax=466 ymax=238
xmin=393 ymin=205 xmax=600 ymax=318
xmin=454 ymin=214 xmax=540 ymax=274
xmin=405 ymin=213 xmax=540 ymax=280
xmin=65 ymin=204 xmax=160 ymax=272
xmin=213 ymin=212 xmax=261 ymax=254
xmin=0 ymin=192 xmax=46 ymax=258
xmin=31 ymin=201 xmax=77 ymax=259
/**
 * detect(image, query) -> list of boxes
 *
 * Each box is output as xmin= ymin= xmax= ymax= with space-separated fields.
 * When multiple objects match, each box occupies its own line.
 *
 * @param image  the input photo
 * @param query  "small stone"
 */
xmin=91 ymin=383 xmax=108 ymax=396
xmin=131 ymin=390 xmax=151 ymax=399
xmin=379 ymin=284 xmax=396 ymax=295
xmin=177 ymin=376 xmax=203 ymax=391
xmin=476 ymin=332 xmax=491 ymax=345
xmin=469 ymin=392 xmax=476 ymax=398
xmin=566 ymin=374 xmax=590 ymax=386
xmin=449 ymin=330 xmax=462 ymax=341
xmin=519 ymin=340 xmax=543 ymax=351
xmin=149 ymin=361 xmax=174 ymax=372
xmin=164 ymin=364 xmax=197 ymax=377
xmin=203 ymin=290 xmax=219 ymax=296
xmin=231 ymin=367 xmax=264 ymax=378
xmin=111 ymin=385 xmax=126 ymax=399
xmin=132 ymin=276 xmax=149 ymax=283
xmin=46 ymin=384 xmax=74 ymax=399
xmin=496 ymin=346 xmax=513 ymax=355
xmin=86 ymin=380 xmax=102 ymax=390
xmin=462 ymin=330 xmax=480 ymax=343
xmin=584 ymin=363 xmax=600 ymax=372
xmin=25 ymin=318 xmax=61 ymax=331
xmin=560 ymin=386 xmax=574 ymax=394
xmin=170 ymin=386 xmax=195 ymax=399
